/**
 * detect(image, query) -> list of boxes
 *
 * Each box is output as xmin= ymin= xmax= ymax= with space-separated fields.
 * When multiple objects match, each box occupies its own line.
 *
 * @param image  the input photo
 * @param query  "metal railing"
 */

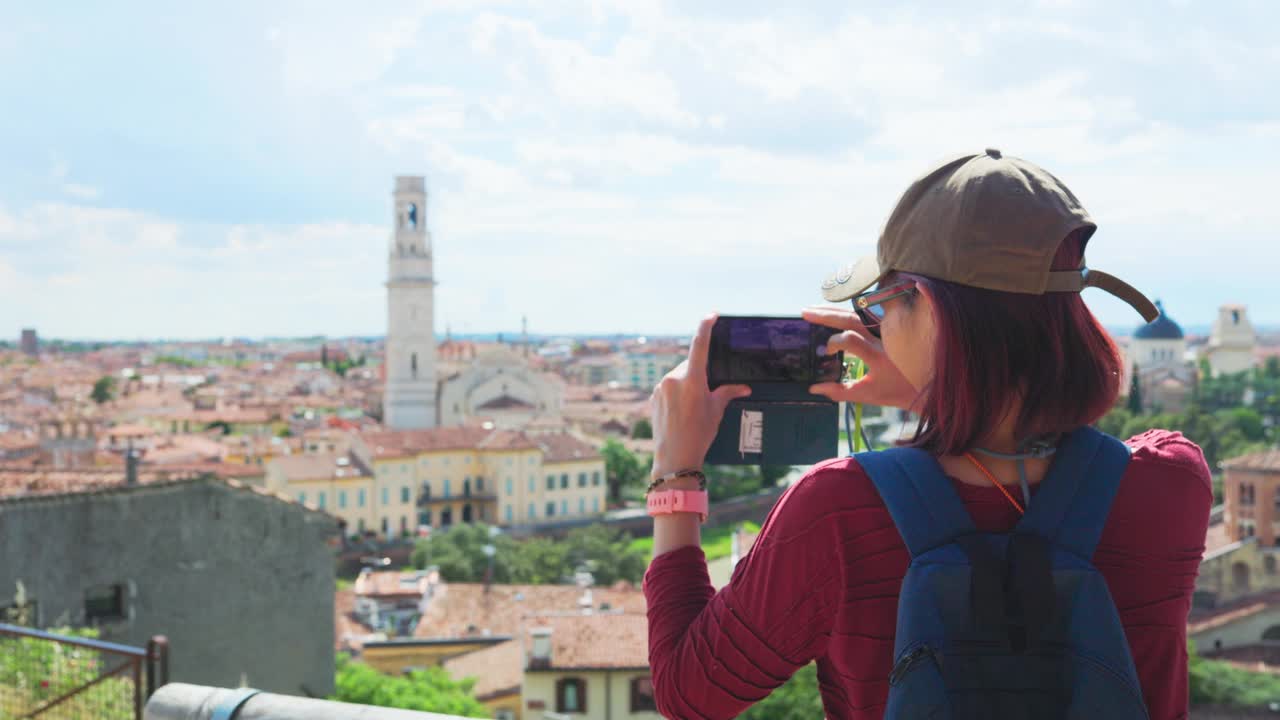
xmin=0 ymin=622 xmax=169 ymax=719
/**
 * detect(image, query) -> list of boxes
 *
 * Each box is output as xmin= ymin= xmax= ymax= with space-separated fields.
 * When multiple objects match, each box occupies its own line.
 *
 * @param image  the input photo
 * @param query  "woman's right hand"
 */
xmin=802 ymin=306 xmax=919 ymax=411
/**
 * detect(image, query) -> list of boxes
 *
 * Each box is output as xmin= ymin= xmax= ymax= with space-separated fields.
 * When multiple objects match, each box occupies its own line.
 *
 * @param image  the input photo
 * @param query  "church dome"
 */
xmin=1133 ymin=300 xmax=1184 ymax=340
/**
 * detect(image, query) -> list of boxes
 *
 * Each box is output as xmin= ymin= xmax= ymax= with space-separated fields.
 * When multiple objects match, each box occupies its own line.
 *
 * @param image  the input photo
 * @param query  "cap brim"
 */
xmin=820 ymin=255 xmax=882 ymax=302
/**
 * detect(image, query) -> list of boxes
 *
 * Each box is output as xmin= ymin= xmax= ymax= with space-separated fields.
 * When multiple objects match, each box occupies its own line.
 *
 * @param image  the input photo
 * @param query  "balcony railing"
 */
xmin=144 ymin=683 xmax=472 ymax=719
xmin=0 ymin=622 xmax=169 ymax=720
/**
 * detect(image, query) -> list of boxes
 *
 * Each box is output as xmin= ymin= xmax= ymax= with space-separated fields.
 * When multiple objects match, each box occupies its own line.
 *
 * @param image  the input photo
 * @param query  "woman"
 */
xmin=643 ymin=150 xmax=1212 ymax=719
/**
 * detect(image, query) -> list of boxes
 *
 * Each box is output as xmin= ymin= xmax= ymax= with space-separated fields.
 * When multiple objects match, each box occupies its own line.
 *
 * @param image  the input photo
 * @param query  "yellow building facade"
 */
xmin=353 ymin=430 xmax=608 ymax=538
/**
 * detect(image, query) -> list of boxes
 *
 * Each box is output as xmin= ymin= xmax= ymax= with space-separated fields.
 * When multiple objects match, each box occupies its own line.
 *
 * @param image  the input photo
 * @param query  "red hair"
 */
xmin=901 ymin=230 xmax=1123 ymax=455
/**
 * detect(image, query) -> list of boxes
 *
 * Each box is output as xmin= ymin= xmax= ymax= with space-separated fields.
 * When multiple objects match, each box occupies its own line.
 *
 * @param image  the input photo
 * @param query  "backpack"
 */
xmin=854 ymin=426 xmax=1149 ymax=719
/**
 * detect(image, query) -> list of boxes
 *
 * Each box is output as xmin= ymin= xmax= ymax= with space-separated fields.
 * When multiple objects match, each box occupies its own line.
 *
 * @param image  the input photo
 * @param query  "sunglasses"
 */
xmin=851 ymin=281 xmax=917 ymax=338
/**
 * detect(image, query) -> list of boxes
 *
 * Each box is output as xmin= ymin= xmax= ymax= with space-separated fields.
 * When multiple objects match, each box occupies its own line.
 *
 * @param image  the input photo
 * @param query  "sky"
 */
xmin=0 ymin=0 xmax=1277 ymax=340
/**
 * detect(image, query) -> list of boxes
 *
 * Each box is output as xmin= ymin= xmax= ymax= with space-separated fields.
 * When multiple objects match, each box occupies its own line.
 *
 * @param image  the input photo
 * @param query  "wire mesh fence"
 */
xmin=0 ymin=622 xmax=164 ymax=720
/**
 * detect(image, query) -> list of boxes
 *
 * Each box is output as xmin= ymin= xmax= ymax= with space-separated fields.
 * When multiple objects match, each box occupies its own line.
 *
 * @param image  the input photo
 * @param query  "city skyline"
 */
xmin=2 ymin=2 xmax=1278 ymax=340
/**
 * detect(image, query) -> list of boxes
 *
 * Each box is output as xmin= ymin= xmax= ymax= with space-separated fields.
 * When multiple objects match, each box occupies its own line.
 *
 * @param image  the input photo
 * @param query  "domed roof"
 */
xmin=1133 ymin=300 xmax=1184 ymax=340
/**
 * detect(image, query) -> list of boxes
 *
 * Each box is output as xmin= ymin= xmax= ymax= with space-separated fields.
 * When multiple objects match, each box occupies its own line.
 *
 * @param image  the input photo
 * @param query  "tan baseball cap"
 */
xmin=821 ymin=149 xmax=1159 ymax=323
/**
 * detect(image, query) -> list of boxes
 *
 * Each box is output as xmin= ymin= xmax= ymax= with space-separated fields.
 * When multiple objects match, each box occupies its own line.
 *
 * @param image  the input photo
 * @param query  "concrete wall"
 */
xmin=0 ymin=479 xmax=338 ymax=696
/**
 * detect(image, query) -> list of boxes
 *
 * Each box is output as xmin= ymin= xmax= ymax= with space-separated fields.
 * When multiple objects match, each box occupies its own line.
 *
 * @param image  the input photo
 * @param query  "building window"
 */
xmin=506 ymin=457 xmax=513 ymax=466
xmin=578 ymin=498 xmax=585 ymax=515
xmin=578 ymin=472 xmax=587 ymax=488
xmin=528 ymin=476 xmax=535 ymax=493
xmin=1267 ymin=555 xmax=1278 ymax=575
xmin=556 ymin=678 xmax=586 ymax=713
xmin=477 ymin=476 xmax=484 ymax=492
xmin=318 ymin=492 xmax=326 ymax=509
xmin=411 ymin=352 xmax=418 ymax=379
xmin=298 ymin=492 xmax=306 ymax=504
xmin=402 ymin=464 xmax=408 ymax=474
xmin=464 ymin=477 xmax=472 ymax=497
xmin=401 ymin=516 xmax=407 ymax=533
xmin=560 ymin=474 xmax=569 ymax=489
xmin=546 ymin=501 xmax=555 ymax=517
xmin=1243 ymin=484 xmax=1256 ymax=506
xmin=381 ymin=517 xmax=389 ymax=535
xmin=547 ymin=475 xmax=555 ymax=491
xmin=506 ymin=478 xmax=513 ymax=496
xmin=496 ymin=710 xmax=515 ymax=720
xmin=561 ymin=500 xmax=568 ymax=516
xmin=444 ymin=479 xmax=452 ymax=498
xmin=505 ymin=505 xmax=513 ymax=523
xmin=85 ymin=584 xmax=126 ymax=623
xmin=528 ymin=503 xmax=536 ymax=519
xmin=339 ymin=491 xmax=347 ymax=508
xmin=381 ymin=487 xmax=389 ymax=506
xmin=630 ymin=676 xmax=657 ymax=712
xmin=592 ymin=471 xmax=601 ymax=486
xmin=401 ymin=486 xmax=410 ymax=503
xmin=358 ymin=489 xmax=366 ymax=507
xmin=592 ymin=497 xmax=599 ymax=513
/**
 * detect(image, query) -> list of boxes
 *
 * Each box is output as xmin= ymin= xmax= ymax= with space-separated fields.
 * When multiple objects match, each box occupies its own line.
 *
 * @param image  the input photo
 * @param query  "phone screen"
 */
xmin=707 ymin=316 xmax=842 ymax=386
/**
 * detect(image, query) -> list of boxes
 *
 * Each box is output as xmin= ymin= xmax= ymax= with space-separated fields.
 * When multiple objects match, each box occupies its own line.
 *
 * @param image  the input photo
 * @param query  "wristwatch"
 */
xmin=646 ymin=489 xmax=708 ymax=523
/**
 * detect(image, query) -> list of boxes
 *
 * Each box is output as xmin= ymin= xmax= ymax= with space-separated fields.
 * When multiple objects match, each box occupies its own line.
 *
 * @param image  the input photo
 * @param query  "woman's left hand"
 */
xmin=650 ymin=314 xmax=752 ymax=479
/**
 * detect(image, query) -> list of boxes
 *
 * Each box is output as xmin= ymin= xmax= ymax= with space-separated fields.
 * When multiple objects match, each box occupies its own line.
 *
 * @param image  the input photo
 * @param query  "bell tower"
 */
xmin=384 ymin=176 xmax=437 ymax=429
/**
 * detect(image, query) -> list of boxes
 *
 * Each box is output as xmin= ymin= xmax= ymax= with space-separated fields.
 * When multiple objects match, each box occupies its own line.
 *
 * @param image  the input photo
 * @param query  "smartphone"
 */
xmin=704 ymin=316 xmax=842 ymax=465
xmin=707 ymin=316 xmax=844 ymax=388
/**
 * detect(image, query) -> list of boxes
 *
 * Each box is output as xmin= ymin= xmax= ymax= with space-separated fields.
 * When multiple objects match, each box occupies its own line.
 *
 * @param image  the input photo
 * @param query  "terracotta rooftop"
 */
xmin=442 ymin=638 xmax=524 ymax=700
xmin=413 ymin=581 xmax=646 ymax=641
xmin=354 ymin=568 xmax=437 ymax=599
xmin=270 ymin=452 xmax=371 ymax=481
xmin=335 ymin=588 xmax=380 ymax=653
xmin=1224 ymin=449 xmax=1280 ymax=472
xmin=361 ymin=428 xmax=497 ymax=458
xmin=1204 ymin=520 xmax=1234 ymax=555
xmin=532 ymin=433 xmax=601 ymax=464
xmin=524 ymin=612 xmax=649 ymax=670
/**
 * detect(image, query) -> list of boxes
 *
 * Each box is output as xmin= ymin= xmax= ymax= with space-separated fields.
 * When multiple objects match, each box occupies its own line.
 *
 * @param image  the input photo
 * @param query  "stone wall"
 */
xmin=0 ymin=479 xmax=338 ymax=696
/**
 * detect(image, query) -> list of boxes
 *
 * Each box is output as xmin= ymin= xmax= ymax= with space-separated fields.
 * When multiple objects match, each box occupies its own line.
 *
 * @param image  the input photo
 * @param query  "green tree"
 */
xmin=331 ymin=654 xmax=488 ymax=717
xmin=205 ymin=420 xmax=233 ymax=435
xmin=1266 ymin=356 xmax=1280 ymax=380
xmin=706 ymin=465 xmax=764 ymax=502
xmin=1096 ymin=407 xmax=1132 ymax=438
xmin=411 ymin=524 xmax=520 ymax=582
xmin=508 ymin=535 xmax=570 ymax=584
xmin=602 ymin=438 xmax=648 ymax=505
xmin=1188 ymin=641 xmax=1280 ymax=707
xmin=760 ymin=465 xmax=792 ymax=487
xmin=631 ymin=418 xmax=653 ymax=439
xmin=739 ymin=663 xmax=823 ymax=720
xmin=1126 ymin=363 xmax=1143 ymax=414
xmin=561 ymin=524 xmax=647 ymax=585
xmin=91 ymin=375 xmax=116 ymax=404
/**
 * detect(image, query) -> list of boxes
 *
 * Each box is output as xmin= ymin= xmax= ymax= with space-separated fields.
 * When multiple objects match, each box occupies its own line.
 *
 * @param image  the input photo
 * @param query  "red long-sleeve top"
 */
xmin=644 ymin=430 xmax=1213 ymax=720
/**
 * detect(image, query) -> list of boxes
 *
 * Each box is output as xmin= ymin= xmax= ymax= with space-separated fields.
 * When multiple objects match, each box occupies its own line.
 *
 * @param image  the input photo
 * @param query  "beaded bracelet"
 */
xmin=646 ymin=468 xmax=707 ymax=494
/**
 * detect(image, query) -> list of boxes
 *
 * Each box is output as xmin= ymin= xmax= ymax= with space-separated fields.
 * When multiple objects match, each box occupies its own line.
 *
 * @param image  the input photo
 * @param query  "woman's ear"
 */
xmin=908 ymin=280 xmax=939 ymax=347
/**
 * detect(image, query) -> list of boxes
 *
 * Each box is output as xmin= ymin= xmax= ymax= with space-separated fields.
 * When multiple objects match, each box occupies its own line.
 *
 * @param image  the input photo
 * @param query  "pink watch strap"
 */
xmin=647 ymin=489 xmax=709 ymax=523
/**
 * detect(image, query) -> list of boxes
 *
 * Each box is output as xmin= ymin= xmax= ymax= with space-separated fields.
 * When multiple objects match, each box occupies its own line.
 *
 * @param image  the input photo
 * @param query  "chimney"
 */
xmin=529 ymin=627 xmax=552 ymax=669
xmin=125 ymin=442 xmax=139 ymax=485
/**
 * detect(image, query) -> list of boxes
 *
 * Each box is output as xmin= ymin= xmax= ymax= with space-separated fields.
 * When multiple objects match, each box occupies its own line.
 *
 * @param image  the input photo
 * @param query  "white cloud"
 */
xmin=62 ymin=183 xmax=100 ymax=200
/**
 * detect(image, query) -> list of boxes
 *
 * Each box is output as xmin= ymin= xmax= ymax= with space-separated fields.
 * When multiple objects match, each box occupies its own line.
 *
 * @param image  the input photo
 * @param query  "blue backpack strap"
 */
xmin=855 ymin=447 xmax=976 ymax=557
xmin=1016 ymin=426 xmax=1132 ymax=558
